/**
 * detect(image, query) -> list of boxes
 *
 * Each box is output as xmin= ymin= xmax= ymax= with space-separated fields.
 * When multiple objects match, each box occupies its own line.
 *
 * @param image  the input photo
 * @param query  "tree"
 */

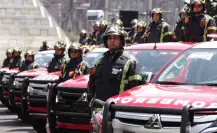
xmin=185 ymin=0 xmax=217 ymax=22
xmin=205 ymin=0 xmax=217 ymax=22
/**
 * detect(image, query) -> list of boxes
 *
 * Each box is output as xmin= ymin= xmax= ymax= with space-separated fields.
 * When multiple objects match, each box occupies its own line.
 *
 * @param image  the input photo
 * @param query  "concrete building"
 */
xmin=0 ymin=0 xmax=70 ymax=63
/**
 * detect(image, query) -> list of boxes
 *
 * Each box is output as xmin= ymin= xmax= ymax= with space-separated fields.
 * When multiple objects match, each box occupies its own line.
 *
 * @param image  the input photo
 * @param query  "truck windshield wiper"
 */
xmin=156 ymin=81 xmax=185 ymax=85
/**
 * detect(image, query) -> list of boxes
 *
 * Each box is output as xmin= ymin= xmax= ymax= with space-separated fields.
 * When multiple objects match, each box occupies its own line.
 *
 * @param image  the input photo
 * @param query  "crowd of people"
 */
xmin=2 ymin=0 xmax=217 ymax=107
xmin=70 ymin=0 xmax=217 ymax=47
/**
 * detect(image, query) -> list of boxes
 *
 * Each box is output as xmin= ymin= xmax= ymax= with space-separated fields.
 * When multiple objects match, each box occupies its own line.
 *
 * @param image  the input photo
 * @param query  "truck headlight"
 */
xmin=55 ymin=96 xmax=59 ymax=103
xmin=27 ymin=86 xmax=31 ymax=93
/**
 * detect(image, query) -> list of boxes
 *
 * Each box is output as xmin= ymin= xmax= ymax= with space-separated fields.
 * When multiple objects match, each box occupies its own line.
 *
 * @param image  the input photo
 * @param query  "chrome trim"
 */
xmin=29 ymin=83 xmax=47 ymax=88
xmin=112 ymin=119 xmax=180 ymax=133
xmin=3 ymin=75 xmax=10 ymax=78
xmin=15 ymin=78 xmax=24 ymax=82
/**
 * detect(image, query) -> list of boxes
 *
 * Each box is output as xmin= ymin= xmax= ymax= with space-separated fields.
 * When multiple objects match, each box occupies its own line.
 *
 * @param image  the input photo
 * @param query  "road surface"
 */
xmin=0 ymin=103 xmax=35 ymax=133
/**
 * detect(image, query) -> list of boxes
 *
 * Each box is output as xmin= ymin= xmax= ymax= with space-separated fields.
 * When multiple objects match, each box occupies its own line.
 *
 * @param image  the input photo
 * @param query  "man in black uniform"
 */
xmin=96 ymin=20 xmax=108 ymax=45
xmin=128 ymin=19 xmax=138 ymax=39
xmin=184 ymin=0 xmax=216 ymax=42
xmin=172 ymin=7 xmax=189 ymax=42
xmin=132 ymin=21 xmax=146 ymax=44
xmin=88 ymin=24 xmax=142 ymax=102
xmin=144 ymin=8 xmax=171 ymax=43
xmin=2 ymin=48 xmax=13 ymax=68
xmin=86 ymin=21 xmax=100 ymax=45
xmin=20 ymin=50 xmax=38 ymax=72
xmin=9 ymin=47 xmax=22 ymax=69
xmin=47 ymin=41 xmax=66 ymax=73
xmin=39 ymin=41 xmax=49 ymax=51
xmin=78 ymin=30 xmax=88 ymax=45
xmin=59 ymin=43 xmax=83 ymax=82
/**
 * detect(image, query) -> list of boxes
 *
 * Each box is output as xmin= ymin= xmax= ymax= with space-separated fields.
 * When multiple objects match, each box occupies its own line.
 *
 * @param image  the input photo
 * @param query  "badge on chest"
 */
xmin=112 ymin=68 xmax=122 ymax=74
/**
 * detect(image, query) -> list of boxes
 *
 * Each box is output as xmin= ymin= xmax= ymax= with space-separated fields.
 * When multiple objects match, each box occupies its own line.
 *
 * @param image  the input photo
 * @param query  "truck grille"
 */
xmin=56 ymin=87 xmax=91 ymax=124
xmin=2 ymin=74 xmax=10 ymax=92
xmin=13 ymin=78 xmax=24 ymax=98
xmin=28 ymin=82 xmax=48 ymax=109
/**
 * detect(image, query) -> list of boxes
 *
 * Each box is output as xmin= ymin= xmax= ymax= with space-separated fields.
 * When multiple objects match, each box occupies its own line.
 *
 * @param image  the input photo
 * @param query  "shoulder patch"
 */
xmin=185 ymin=17 xmax=190 ymax=24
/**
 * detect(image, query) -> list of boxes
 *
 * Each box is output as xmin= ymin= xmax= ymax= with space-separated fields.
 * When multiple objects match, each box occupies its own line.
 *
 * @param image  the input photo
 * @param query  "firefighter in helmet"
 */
xmin=2 ymin=48 xmax=13 ymax=68
xmin=59 ymin=42 xmax=83 ymax=82
xmin=96 ymin=20 xmax=108 ymax=45
xmin=39 ymin=41 xmax=49 ymax=51
xmin=47 ymin=41 xmax=66 ymax=73
xmin=132 ymin=21 xmax=146 ymax=44
xmin=183 ymin=0 xmax=216 ymax=42
xmin=9 ymin=47 xmax=22 ymax=69
xmin=173 ymin=6 xmax=190 ymax=42
xmin=87 ymin=21 xmax=100 ymax=45
xmin=144 ymin=8 xmax=171 ymax=43
xmin=88 ymin=24 xmax=142 ymax=102
xmin=79 ymin=29 xmax=88 ymax=45
xmin=20 ymin=50 xmax=38 ymax=72
xmin=127 ymin=18 xmax=138 ymax=43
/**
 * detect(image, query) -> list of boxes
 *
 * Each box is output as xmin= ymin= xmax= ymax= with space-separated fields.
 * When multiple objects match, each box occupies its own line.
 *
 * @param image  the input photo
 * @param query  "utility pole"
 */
xmin=148 ymin=0 xmax=152 ymax=23
xmin=104 ymin=0 xmax=109 ymax=21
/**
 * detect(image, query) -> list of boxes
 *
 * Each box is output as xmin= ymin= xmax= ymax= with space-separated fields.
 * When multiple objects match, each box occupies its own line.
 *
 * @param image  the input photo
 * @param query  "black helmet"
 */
xmin=152 ymin=8 xmax=163 ymax=19
xmin=24 ymin=50 xmax=35 ymax=59
xmin=54 ymin=40 xmax=66 ymax=50
xmin=103 ymin=24 xmax=126 ymax=48
xmin=42 ymin=41 xmax=47 ymax=45
xmin=190 ymin=0 xmax=205 ymax=13
xmin=68 ymin=42 xmax=82 ymax=58
xmin=6 ymin=48 xmax=13 ymax=56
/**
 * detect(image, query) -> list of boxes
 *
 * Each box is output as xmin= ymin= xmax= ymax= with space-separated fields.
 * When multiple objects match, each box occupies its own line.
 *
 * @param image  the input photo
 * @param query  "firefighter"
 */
xmin=96 ymin=20 xmax=108 ymax=45
xmin=39 ymin=41 xmax=49 ymax=51
xmin=9 ymin=47 xmax=22 ymax=69
xmin=79 ymin=29 xmax=88 ymax=45
xmin=86 ymin=21 xmax=100 ymax=45
xmin=172 ymin=7 xmax=189 ymax=42
xmin=20 ymin=50 xmax=38 ymax=72
xmin=2 ymin=48 xmax=13 ymax=68
xmin=144 ymin=8 xmax=171 ymax=43
xmin=59 ymin=42 xmax=83 ymax=82
xmin=47 ymin=41 xmax=66 ymax=73
xmin=128 ymin=19 xmax=138 ymax=40
xmin=184 ymin=0 xmax=216 ymax=42
xmin=88 ymin=24 xmax=142 ymax=102
xmin=132 ymin=21 xmax=146 ymax=44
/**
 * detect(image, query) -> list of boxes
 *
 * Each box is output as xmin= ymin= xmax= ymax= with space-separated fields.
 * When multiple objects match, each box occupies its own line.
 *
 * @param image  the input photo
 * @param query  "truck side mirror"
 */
xmin=142 ymin=72 xmax=154 ymax=84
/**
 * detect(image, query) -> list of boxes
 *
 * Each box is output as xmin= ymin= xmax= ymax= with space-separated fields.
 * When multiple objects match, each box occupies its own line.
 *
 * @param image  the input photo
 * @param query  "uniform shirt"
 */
xmin=20 ymin=60 xmax=38 ymax=72
xmin=79 ymin=37 xmax=88 ymax=45
xmin=87 ymin=31 xmax=98 ymax=45
xmin=133 ymin=31 xmax=145 ymax=44
xmin=184 ymin=14 xmax=216 ymax=42
xmin=9 ymin=56 xmax=22 ymax=69
xmin=88 ymin=49 xmax=142 ymax=102
xmin=47 ymin=54 xmax=65 ymax=73
xmin=173 ymin=20 xmax=185 ymax=42
xmin=59 ymin=58 xmax=82 ymax=82
xmin=145 ymin=20 xmax=171 ymax=43
xmin=2 ymin=57 xmax=12 ymax=68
